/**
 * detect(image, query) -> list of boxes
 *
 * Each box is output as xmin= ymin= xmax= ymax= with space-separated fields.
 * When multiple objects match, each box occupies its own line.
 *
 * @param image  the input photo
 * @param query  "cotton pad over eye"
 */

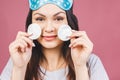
xmin=58 ymin=25 xmax=72 ymax=41
xmin=27 ymin=23 xmax=41 ymax=40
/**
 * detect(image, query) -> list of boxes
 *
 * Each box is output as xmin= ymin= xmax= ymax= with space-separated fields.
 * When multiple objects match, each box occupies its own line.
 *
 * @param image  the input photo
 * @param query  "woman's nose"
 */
xmin=44 ymin=21 xmax=55 ymax=33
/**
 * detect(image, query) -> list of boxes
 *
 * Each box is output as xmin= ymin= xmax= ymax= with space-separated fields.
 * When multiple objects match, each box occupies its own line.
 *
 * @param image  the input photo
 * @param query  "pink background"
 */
xmin=0 ymin=0 xmax=120 ymax=80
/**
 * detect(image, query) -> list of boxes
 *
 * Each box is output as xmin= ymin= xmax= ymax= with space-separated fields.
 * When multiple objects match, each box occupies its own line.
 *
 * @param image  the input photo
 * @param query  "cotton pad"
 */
xmin=58 ymin=25 xmax=72 ymax=41
xmin=27 ymin=23 xmax=41 ymax=40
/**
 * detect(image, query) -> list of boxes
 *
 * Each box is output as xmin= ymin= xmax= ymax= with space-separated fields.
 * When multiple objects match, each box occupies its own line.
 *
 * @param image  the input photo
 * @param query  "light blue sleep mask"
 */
xmin=29 ymin=0 xmax=73 ymax=10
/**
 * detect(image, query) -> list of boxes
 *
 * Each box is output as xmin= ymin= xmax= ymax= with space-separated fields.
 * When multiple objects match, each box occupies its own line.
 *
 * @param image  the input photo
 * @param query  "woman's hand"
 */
xmin=69 ymin=30 xmax=93 ymax=67
xmin=9 ymin=31 xmax=34 ymax=68
xmin=69 ymin=30 xmax=93 ymax=80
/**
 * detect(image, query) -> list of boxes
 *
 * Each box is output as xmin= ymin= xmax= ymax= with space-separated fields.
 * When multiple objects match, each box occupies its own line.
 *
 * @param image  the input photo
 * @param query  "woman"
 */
xmin=1 ymin=0 xmax=109 ymax=80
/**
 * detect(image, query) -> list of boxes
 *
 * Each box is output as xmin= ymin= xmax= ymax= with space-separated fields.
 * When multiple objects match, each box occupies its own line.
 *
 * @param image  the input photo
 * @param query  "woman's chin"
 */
xmin=41 ymin=42 xmax=63 ymax=49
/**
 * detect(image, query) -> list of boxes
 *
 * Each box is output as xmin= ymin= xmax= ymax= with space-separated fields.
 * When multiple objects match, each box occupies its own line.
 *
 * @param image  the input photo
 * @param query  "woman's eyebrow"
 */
xmin=33 ymin=11 xmax=65 ymax=17
xmin=33 ymin=13 xmax=46 ymax=17
xmin=53 ymin=12 xmax=66 ymax=17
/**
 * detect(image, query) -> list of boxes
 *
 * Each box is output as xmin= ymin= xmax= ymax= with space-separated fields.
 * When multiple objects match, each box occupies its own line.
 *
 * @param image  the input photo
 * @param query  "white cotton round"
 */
xmin=27 ymin=23 xmax=41 ymax=40
xmin=58 ymin=24 xmax=72 ymax=41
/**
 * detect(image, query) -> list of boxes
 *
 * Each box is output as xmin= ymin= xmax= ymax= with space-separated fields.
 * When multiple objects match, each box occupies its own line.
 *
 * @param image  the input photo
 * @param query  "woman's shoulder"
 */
xmin=1 ymin=58 xmax=13 ymax=80
xmin=87 ymin=53 xmax=105 ymax=72
xmin=88 ymin=53 xmax=101 ymax=65
xmin=87 ymin=53 xmax=109 ymax=80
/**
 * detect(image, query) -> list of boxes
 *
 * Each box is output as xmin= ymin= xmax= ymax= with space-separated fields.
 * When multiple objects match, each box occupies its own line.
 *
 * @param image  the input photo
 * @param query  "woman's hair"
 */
xmin=25 ymin=6 xmax=79 ymax=80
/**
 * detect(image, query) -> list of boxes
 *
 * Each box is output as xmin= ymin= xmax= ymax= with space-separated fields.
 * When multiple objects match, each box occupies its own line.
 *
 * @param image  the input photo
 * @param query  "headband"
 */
xmin=29 ymin=0 xmax=73 ymax=10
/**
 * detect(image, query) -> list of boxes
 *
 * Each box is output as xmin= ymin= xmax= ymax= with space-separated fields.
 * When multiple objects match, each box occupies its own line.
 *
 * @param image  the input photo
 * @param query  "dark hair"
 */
xmin=25 ymin=7 xmax=79 ymax=80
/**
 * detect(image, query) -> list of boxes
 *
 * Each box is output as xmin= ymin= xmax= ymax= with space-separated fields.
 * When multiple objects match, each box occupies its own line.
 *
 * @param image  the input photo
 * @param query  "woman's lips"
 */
xmin=42 ymin=35 xmax=57 ymax=41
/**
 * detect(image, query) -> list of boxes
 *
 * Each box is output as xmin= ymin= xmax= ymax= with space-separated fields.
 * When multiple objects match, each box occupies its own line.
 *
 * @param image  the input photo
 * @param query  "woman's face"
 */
xmin=32 ymin=4 xmax=68 ymax=49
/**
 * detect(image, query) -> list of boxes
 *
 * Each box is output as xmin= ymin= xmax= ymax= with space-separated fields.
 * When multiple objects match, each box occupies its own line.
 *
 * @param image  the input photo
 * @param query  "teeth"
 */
xmin=27 ymin=23 xmax=41 ymax=40
xmin=58 ymin=24 xmax=72 ymax=41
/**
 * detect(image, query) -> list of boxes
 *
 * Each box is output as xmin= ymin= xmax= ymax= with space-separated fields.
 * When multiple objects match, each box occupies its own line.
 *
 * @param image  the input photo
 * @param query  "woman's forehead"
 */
xmin=32 ymin=4 xmax=66 ymax=16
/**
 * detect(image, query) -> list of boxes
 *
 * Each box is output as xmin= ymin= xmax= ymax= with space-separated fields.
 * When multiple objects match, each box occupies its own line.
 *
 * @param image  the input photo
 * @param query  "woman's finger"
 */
xmin=16 ymin=31 xmax=30 ymax=39
xmin=70 ymin=30 xmax=87 ymax=39
xmin=69 ymin=32 xmax=93 ymax=51
xmin=69 ymin=38 xmax=88 ymax=48
xmin=9 ymin=36 xmax=34 ymax=54
xmin=9 ymin=41 xmax=25 ymax=54
xmin=20 ymin=36 xmax=34 ymax=47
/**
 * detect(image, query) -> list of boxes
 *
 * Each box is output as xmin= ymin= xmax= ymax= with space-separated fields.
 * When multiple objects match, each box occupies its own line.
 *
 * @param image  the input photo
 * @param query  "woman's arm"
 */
xmin=11 ymin=66 xmax=27 ymax=80
xmin=74 ymin=65 xmax=89 ymax=80
xmin=8 ymin=31 xmax=33 ymax=80
xmin=69 ymin=30 xmax=93 ymax=80
xmin=1 ymin=58 xmax=27 ymax=80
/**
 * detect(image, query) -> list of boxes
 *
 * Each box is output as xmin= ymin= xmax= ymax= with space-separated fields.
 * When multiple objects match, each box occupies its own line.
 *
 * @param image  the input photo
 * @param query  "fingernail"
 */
xmin=69 ymin=44 xmax=72 ymax=47
xmin=32 ymin=43 xmax=35 ymax=47
xmin=72 ymin=30 xmax=76 ymax=32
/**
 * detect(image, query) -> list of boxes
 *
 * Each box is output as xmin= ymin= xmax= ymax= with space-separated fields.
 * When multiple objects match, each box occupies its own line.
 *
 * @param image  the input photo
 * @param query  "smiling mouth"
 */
xmin=42 ymin=35 xmax=57 ymax=41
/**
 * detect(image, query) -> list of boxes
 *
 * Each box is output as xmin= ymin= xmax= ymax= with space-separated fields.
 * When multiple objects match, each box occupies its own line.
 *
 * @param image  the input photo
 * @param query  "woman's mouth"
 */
xmin=42 ymin=35 xmax=57 ymax=41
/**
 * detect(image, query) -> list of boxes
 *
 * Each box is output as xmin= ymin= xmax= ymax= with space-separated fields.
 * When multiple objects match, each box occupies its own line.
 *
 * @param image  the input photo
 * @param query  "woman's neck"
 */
xmin=41 ymin=47 xmax=66 ymax=71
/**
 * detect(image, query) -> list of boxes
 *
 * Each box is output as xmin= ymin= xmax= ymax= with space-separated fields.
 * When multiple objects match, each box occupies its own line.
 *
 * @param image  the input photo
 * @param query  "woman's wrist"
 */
xmin=74 ymin=64 xmax=89 ymax=80
xmin=11 ymin=66 xmax=27 ymax=80
xmin=74 ymin=64 xmax=88 ymax=74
